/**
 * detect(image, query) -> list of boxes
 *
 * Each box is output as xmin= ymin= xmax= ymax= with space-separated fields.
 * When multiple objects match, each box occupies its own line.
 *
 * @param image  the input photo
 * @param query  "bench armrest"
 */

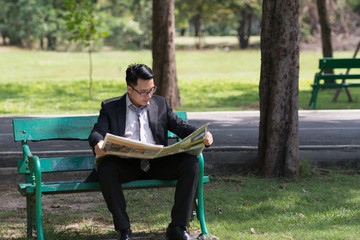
xmin=21 ymin=141 xmax=44 ymax=238
xmin=21 ymin=141 xmax=42 ymax=187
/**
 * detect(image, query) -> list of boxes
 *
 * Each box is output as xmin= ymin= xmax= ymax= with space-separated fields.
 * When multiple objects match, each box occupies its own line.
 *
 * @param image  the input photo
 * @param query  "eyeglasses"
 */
xmin=129 ymin=85 xmax=157 ymax=97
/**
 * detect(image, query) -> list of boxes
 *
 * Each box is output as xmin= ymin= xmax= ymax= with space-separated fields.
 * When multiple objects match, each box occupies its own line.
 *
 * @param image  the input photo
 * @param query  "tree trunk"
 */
xmin=88 ymin=47 xmax=93 ymax=98
xmin=317 ymin=0 xmax=334 ymax=77
xmin=40 ymin=38 xmax=44 ymax=50
xmin=237 ymin=6 xmax=253 ymax=49
xmin=152 ymin=0 xmax=181 ymax=108
xmin=317 ymin=0 xmax=333 ymax=59
xmin=258 ymin=0 xmax=300 ymax=178
xmin=193 ymin=13 xmax=204 ymax=49
xmin=0 ymin=31 xmax=7 ymax=45
xmin=8 ymin=34 xmax=22 ymax=47
xmin=180 ymin=28 xmax=186 ymax=36
xmin=193 ymin=14 xmax=201 ymax=37
xmin=47 ymin=35 xmax=57 ymax=50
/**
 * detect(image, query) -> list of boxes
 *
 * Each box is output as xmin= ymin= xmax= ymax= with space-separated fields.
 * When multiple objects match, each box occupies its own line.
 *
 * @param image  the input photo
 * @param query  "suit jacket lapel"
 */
xmin=148 ymin=98 xmax=160 ymax=143
xmin=116 ymin=94 xmax=127 ymax=136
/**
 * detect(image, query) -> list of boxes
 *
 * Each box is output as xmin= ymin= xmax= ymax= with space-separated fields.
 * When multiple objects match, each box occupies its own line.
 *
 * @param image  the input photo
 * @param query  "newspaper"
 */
xmin=95 ymin=124 xmax=209 ymax=167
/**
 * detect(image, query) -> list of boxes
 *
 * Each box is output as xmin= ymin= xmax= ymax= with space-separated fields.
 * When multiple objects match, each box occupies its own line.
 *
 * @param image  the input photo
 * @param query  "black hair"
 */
xmin=125 ymin=64 xmax=154 ymax=86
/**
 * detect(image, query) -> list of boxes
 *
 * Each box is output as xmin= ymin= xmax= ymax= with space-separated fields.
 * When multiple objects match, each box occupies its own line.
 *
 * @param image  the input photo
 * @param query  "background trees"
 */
xmin=0 ymin=0 xmax=66 ymax=49
xmin=1 ymin=0 xmax=359 ymax=51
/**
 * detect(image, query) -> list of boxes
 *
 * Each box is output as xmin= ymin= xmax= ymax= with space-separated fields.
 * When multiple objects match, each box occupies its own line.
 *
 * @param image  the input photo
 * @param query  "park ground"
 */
xmin=1 ymin=171 xmax=360 ymax=240
xmin=2 ymin=36 xmax=360 ymax=239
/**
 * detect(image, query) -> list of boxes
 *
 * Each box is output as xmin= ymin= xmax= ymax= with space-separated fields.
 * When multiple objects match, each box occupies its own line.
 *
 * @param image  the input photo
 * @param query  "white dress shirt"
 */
xmin=124 ymin=94 xmax=156 ymax=145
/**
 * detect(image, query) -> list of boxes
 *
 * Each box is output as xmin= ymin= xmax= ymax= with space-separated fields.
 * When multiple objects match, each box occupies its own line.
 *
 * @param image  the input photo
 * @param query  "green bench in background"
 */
xmin=309 ymin=58 xmax=360 ymax=109
xmin=13 ymin=112 xmax=210 ymax=240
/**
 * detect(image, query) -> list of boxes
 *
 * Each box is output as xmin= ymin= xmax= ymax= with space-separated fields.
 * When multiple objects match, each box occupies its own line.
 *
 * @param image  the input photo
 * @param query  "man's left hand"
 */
xmin=203 ymin=131 xmax=213 ymax=147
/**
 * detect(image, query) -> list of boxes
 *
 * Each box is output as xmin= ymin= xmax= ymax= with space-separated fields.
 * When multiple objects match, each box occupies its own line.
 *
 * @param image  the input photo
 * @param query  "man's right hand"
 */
xmin=95 ymin=140 xmax=106 ymax=157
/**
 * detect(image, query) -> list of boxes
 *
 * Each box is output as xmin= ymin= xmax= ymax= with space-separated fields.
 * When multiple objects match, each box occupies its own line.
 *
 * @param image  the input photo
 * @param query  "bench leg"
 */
xmin=34 ymin=171 xmax=44 ymax=240
xmin=345 ymin=87 xmax=353 ymax=102
xmin=28 ymin=155 xmax=44 ymax=240
xmin=26 ymin=195 xmax=35 ymax=239
xmin=309 ymin=87 xmax=315 ymax=107
xmin=35 ymin=187 xmax=44 ymax=240
xmin=309 ymin=86 xmax=320 ymax=109
xmin=196 ymin=154 xmax=209 ymax=238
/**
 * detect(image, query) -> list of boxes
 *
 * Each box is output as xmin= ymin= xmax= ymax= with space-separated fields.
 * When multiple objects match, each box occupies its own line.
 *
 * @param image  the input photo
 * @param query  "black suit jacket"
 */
xmin=88 ymin=94 xmax=197 ymax=150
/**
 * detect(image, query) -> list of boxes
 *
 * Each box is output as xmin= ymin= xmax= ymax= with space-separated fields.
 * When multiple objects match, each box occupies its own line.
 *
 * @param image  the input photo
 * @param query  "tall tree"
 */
xmin=257 ymin=0 xmax=300 ymax=177
xmin=63 ymin=0 xmax=106 ymax=97
xmin=317 ymin=0 xmax=333 ymax=59
xmin=152 ymin=0 xmax=180 ymax=108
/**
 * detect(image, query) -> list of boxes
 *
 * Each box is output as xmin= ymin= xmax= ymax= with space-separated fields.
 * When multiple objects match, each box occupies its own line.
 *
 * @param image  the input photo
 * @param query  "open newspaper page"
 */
xmin=101 ymin=135 xmax=163 ymax=159
xmin=95 ymin=124 xmax=209 ymax=166
xmin=155 ymin=123 xmax=209 ymax=158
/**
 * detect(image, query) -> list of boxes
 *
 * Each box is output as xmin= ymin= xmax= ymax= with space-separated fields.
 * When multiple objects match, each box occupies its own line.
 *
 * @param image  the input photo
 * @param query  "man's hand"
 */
xmin=203 ymin=131 xmax=213 ymax=147
xmin=95 ymin=140 xmax=106 ymax=157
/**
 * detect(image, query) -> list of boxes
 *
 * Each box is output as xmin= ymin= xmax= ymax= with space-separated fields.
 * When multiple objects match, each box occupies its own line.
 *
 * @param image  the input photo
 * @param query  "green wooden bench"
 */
xmin=13 ymin=112 xmax=210 ymax=240
xmin=309 ymin=58 xmax=360 ymax=109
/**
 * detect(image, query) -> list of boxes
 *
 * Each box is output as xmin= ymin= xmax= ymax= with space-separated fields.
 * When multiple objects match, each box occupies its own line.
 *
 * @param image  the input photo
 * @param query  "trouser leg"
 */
xmin=97 ymin=156 xmax=141 ymax=231
xmin=144 ymin=153 xmax=199 ymax=227
xmin=171 ymin=155 xmax=199 ymax=226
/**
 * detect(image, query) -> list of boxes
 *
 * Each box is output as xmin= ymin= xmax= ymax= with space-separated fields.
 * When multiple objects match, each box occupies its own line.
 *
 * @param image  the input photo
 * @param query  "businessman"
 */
xmin=88 ymin=63 xmax=213 ymax=240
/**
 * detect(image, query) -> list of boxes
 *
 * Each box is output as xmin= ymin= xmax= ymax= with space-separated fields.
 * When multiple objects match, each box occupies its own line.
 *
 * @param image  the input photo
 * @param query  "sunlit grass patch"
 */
xmin=0 ymin=47 xmax=358 ymax=114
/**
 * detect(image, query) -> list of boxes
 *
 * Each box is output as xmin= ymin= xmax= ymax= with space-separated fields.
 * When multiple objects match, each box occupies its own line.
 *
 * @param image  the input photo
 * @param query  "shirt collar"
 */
xmin=126 ymin=93 xmax=149 ymax=111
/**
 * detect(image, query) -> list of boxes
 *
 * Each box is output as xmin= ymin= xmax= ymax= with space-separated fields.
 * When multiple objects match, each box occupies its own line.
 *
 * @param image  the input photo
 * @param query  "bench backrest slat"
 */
xmin=15 ymin=112 xmax=188 ymax=174
xmin=13 ymin=116 xmax=98 ymax=141
xmin=319 ymin=58 xmax=360 ymax=70
xmin=13 ymin=112 xmax=187 ymax=142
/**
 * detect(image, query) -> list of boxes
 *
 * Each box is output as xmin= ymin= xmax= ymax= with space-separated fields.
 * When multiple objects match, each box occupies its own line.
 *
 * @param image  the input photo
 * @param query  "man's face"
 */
xmin=127 ymin=78 xmax=156 ymax=108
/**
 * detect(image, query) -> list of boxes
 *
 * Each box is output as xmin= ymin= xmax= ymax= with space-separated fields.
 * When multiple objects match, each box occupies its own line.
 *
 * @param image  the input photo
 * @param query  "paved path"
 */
xmin=188 ymin=110 xmax=360 ymax=147
xmin=1 ymin=110 xmax=360 ymax=168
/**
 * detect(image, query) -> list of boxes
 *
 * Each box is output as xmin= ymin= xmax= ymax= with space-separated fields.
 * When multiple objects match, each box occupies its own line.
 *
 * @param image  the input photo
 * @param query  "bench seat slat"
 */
xmin=18 ymin=177 xmax=210 ymax=195
xmin=18 ymin=156 xmax=95 ymax=174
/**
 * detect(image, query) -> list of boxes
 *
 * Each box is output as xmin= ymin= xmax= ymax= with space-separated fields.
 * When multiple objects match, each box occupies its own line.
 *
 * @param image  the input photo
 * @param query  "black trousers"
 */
xmin=93 ymin=153 xmax=199 ymax=231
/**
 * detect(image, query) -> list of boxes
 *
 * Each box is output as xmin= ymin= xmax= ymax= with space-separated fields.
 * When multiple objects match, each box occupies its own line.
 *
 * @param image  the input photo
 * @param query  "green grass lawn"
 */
xmin=0 ymin=46 xmax=359 ymax=114
xmin=1 ymin=172 xmax=360 ymax=239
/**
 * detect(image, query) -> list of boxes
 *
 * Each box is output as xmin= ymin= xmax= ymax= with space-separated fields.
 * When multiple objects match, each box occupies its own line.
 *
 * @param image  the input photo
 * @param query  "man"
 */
xmin=88 ymin=64 xmax=213 ymax=240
